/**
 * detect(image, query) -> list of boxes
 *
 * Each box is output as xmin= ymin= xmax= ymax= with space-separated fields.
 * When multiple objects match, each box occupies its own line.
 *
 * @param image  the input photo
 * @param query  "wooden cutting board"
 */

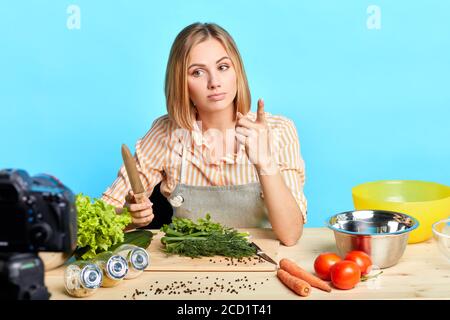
xmin=145 ymin=228 xmax=279 ymax=272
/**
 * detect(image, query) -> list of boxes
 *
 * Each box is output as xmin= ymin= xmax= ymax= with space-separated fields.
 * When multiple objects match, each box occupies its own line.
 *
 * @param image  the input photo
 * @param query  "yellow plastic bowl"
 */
xmin=352 ymin=180 xmax=450 ymax=243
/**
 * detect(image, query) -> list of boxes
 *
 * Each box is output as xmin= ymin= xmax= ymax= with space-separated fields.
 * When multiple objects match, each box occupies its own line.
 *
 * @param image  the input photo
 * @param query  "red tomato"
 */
xmin=330 ymin=261 xmax=361 ymax=290
xmin=314 ymin=252 xmax=342 ymax=281
xmin=345 ymin=251 xmax=372 ymax=275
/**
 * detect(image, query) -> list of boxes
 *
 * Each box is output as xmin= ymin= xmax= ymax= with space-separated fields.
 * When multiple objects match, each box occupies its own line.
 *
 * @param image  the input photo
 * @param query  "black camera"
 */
xmin=0 ymin=169 xmax=77 ymax=300
xmin=0 ymin=169 xmax=77 ymax=253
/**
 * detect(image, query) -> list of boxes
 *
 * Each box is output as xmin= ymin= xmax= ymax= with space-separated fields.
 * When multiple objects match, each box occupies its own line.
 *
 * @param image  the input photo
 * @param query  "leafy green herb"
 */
xmin=74 ymin=193 xmax=132 ymax=260
xmin=160 ymin=214 xmax=257 ymax=258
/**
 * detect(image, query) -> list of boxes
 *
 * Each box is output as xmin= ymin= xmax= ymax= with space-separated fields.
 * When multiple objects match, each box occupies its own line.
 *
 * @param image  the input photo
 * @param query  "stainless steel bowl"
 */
xmin=327 ymin=210 xmax=419 ymax=268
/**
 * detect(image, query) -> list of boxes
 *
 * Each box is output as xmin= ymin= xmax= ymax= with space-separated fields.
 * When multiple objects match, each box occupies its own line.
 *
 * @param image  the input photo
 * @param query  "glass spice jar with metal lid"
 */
xmin=93 ymin=251 xmax=128 ymax=287
xmin=64 ymin=260 xmax=103 ymax=298
xmin=113 ymin=244 xmax=150 ymax=279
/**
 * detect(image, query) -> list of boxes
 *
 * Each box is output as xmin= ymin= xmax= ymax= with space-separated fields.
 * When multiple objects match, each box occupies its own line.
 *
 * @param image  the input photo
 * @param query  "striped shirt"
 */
xmin=101 ymin=112 xmax=308 ymax=223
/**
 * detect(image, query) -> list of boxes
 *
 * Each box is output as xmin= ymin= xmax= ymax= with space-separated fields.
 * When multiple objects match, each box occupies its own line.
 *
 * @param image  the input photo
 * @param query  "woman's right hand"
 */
xmin=124 ymin=190 xmax=154 ymax=229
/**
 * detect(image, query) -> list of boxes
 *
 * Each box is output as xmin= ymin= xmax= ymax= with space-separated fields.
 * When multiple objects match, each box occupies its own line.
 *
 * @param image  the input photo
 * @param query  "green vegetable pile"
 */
xmin=160 ymin=214 xmax=257 ymax=258
xmin=74 ymin=194 xmax=132 ymax=260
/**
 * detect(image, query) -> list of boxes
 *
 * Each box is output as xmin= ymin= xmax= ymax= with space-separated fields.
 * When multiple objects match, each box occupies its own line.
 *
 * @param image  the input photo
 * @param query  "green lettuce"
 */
xmin=74 ymin=193 xmax=132 ymax=260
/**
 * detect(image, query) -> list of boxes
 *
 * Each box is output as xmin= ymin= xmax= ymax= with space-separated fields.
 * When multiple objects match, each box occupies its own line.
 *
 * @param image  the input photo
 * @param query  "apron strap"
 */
xmin=179 ymin=143 xmax=187 ymax=185
xmin=168 ymin=143 xmax=187 ymax=208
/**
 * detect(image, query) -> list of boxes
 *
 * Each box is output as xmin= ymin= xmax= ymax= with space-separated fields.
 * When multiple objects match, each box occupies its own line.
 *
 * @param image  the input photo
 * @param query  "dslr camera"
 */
xmin=0 ymin=169 xmax=77 ymax=300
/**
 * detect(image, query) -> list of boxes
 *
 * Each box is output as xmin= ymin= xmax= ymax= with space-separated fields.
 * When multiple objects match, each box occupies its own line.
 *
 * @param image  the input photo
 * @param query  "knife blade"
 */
xmin=121 ymin=144 xmax=147 ymax=203
xmin=250 ymin=242 xmax=278 ymax=266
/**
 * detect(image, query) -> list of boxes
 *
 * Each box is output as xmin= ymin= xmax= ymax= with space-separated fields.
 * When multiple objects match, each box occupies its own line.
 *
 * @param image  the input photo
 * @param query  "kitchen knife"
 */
xmin=250 ymin=242 xmax=278 ymax=266
xmin=121 ymin=144 xmax=148 ymax=203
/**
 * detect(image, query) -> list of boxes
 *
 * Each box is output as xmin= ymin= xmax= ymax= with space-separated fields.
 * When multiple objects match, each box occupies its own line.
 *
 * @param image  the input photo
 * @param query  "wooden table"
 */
xmin=45 ymin=228 xmax=450 ymax=300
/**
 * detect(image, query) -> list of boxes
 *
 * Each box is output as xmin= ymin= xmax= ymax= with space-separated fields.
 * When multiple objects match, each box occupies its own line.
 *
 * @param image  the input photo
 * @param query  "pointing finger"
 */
xmin=256 ymin=98 xmax=266 ymax=123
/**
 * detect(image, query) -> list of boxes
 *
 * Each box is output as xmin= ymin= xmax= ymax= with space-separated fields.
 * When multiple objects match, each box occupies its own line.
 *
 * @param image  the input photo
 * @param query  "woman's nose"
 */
xmin=208 ymin=73 xmax=221 ymax=90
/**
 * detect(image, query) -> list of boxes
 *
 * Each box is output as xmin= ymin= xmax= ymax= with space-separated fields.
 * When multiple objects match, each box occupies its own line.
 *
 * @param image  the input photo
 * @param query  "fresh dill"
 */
xmin=160 ymin=214 xmax=257 ymax=258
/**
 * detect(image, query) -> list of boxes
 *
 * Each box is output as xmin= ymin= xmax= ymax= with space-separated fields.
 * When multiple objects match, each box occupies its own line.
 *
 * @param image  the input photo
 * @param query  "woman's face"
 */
xmin=187 ymin=38 xmax=237 ymax=115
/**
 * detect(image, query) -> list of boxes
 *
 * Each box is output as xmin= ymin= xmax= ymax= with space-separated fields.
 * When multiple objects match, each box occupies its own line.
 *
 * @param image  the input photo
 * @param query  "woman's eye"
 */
xmin=192 ymin=69 xmax=204 ymax=77
xmin=219 ymin=64 xmax=229 ymax=71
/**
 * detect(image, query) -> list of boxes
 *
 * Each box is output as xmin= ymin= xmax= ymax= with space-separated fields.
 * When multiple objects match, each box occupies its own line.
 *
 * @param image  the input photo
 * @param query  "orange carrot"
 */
xmin=280 ymin=258 xmax=332 ymax=293
xmin=277 ymin=269 xmax=311 ymax=297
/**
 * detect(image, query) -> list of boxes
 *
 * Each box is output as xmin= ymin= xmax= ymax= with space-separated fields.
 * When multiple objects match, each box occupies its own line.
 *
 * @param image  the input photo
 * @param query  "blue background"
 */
xmin=1 ymin=1 xmax=449 ymax=227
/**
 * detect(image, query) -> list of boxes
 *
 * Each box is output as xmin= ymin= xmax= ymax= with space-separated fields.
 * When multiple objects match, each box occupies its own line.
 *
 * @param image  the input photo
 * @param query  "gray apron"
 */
xmin=168 ymin=145 xmax=271 ymax=228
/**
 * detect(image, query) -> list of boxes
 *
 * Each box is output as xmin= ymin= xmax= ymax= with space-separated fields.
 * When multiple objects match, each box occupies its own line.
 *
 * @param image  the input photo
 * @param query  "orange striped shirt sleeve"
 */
xmin=101 ymin=116 xmax=169 ymax=207
xmin=274 ymin=117 xmax=308 ymax=224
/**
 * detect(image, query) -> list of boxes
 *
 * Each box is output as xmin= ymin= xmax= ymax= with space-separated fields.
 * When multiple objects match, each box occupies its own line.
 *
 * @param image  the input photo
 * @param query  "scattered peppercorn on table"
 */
xmin=45 ymin=228 xmax=450 ymax=299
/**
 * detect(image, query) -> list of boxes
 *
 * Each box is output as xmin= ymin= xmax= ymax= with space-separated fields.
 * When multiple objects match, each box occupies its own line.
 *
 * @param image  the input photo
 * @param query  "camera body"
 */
xmin=0 ymin=169 xmax=77 ymax=300
xmin=0 ymin=169 xmax=77 ymax=253
xmin=0 ymin=252 xmax=50 ymax=300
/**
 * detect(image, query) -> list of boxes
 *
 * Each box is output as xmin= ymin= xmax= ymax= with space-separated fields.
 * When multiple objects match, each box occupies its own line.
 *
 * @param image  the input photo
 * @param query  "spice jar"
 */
xmin=94 ymin=251 xmax=128 ymax=287
xmin=113 ymin=244 xmax=150 ymax=279
xmin=64 ymin=260 xmax=102 ymax=298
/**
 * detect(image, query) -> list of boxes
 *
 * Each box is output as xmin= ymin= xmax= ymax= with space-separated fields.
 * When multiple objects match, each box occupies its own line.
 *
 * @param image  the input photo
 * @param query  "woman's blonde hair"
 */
xmin=165 ymin=22 xmax=251 ymax=130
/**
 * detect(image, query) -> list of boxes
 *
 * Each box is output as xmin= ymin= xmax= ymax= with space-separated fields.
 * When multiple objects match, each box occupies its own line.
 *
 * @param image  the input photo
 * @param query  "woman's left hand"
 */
xmin=235 ymin=98 xmax=278 ymax=175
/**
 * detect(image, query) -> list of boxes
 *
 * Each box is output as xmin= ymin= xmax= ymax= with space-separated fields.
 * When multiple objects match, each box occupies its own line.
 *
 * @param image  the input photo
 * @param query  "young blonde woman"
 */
xmin=102 ymin=22 xmax=307 ymax=246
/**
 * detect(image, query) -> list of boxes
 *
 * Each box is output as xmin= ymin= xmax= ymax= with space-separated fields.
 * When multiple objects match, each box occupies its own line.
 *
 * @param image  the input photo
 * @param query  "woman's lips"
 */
xmin=207 ymin=93 xmax=226 ymax=101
